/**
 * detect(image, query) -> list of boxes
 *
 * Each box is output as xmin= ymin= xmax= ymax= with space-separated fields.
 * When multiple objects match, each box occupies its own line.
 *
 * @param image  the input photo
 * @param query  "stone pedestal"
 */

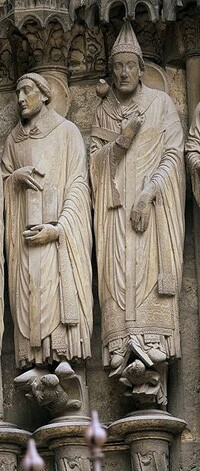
xmin=34 ymin=418 xmax=91 ymax=471
xmin=0 ymin=422 xmax=31 ymax=470
xmin=108 ymin=410 xmax=186 ymax=471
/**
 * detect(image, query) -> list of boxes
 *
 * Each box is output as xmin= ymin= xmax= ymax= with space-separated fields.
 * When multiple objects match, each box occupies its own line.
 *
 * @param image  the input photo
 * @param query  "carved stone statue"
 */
xmin=2 ymin=73 xmax=93 ymax=375
xmin=90 ymin=22 xmax=185 ymax=406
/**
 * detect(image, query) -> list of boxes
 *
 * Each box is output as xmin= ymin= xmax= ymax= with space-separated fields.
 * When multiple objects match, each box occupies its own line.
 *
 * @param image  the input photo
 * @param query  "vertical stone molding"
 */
xmin=108 ymin=411 xmax=186 ymax=471
xmin=179 ymin=5 xmax=200 ymax=121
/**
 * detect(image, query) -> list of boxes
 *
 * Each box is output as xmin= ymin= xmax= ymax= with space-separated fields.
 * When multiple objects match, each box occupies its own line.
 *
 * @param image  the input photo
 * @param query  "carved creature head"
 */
xmin=16 ymin=73 xmax=51 ymax=119
xmin=31 ymin=374 xmax=60 ymax=406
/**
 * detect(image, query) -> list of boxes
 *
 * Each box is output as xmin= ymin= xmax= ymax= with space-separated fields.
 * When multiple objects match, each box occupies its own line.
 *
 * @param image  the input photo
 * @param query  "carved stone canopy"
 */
xmin=0 ymin=0 xmax=199 ymax=91
xmin=0 ymin=0 xmax=200 ymax=32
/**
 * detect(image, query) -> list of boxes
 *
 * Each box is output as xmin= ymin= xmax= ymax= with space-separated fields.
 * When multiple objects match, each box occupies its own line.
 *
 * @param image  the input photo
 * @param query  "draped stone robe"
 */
xmin=2 ymin=108 xmax=93 ymax=368
xmin=90 ymin=85 xmax=185 ymax=366
xmin=185 ymin=101 xmax=200 ymax=204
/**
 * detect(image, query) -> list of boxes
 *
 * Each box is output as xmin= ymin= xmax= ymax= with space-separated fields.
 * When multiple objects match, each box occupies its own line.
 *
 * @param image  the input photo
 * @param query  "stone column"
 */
xmin=178 ymin=9 xmax=200 ymax=468
xmin=34 ymin=419 xmax=91 ymax=471
xmin=179 ymin=6 xmax=200 ymax=123
xmin=32 ymin=365 xmax=91 ymax=471
xmin=185 ymin=49 xmax=200 ymax=334
xmin=181 ymin=10 xmax=200 ymax=283
xmin=0 ymin=423 xmax=31 ymax=470
xmin=108 ymin=410 xmax=186 ymax=471
xmin=186 ymin=56 xmax=200 ymax=123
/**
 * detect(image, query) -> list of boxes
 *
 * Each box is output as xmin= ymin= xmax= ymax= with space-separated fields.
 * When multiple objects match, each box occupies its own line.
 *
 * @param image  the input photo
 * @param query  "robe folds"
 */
xmin=185 ymin=101 xmax=200 ymax=204
xmin=90 ymin=84 xmax=185 ymax=366
xmin=2 ymin=108 xmax=93 ymax=368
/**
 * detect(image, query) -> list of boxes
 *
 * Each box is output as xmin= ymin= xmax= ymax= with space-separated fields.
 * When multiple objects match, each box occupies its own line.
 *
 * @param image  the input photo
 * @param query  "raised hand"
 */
xmin=115 ymin=115 xmax=142 ymax=152
xmin=121 ymin=115 xmax=142 ymax=140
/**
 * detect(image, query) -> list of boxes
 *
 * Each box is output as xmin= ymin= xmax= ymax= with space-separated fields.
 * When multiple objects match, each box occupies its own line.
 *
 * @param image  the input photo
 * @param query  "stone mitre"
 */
xmin=110 ymin=21 xmax=145 ymax=71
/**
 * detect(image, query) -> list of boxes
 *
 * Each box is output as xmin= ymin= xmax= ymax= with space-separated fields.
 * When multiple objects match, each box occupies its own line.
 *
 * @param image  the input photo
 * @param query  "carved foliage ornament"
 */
xmin=0 ymin=1 xmax=199 ymax=86
xmin=0 ymin=37 xmax=14 ymax=86
xmin=19 ymin=15 xmax=106 ymax=78
xmin=21 ymin=19 xmax=67 ymax=68
xmin=178 ymin=4 xmax=200 ymax=56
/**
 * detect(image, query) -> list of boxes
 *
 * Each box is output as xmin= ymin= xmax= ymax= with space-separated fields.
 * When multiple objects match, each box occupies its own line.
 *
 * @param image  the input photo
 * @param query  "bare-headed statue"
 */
xmin=2 ymin=73 xmax=93 ymax=383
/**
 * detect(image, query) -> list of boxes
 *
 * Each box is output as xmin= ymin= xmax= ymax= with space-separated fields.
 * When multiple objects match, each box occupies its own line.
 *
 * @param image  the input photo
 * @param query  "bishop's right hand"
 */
xmin=121 ymin=115 xmax=141 ymax=142
xmin=13 ymin=166 xmax=45 ymax=191
xmin=115 ymin=115 xmax=141 ymax=151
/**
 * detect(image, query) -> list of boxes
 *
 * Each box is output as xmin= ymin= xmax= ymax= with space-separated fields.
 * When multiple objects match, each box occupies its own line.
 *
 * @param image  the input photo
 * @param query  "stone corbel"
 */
xmin=14 ymin=361 xmax=89 ymax=422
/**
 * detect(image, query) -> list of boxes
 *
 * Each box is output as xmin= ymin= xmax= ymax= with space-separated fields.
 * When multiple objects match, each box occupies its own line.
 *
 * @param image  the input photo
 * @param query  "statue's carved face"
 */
xmin=112 ymin=52 xmax=141 ymax=95
xmin=16 ymin=78 xmax=46 ymax=119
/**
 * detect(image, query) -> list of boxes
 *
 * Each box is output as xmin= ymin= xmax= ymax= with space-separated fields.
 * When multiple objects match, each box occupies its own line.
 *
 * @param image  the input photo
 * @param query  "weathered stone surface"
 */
xmin=0 ymin=93 xmax=17 ymax=146
xmin=104 ymin=448 xmax=131 ymax=471
xmin=0 ymin=3 xmax=200 ymax=471
xmin=68 ymin=82 xmax=100 ymax=131
xmin=2 ymin=72 xmax=93 ymax=371
xmin=166 ymin=66 xmax=187 ymax=118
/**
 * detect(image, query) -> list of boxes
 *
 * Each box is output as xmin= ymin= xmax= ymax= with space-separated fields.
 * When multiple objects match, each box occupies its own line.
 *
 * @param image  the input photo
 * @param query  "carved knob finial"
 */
xmin=21 ymin=439 xmax=45 ymax=471
xmin=85 ymin=411 xmax=107 ymax=471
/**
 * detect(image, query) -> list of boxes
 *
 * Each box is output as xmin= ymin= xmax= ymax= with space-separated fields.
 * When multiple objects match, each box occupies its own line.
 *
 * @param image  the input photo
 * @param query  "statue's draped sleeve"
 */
xmin=185 ymin=101 xmax=200 ymax=205
xmin=149 ymin=94 xmax=185 ymax=293
xmin=57 ymin=122 xmax=93 ymax=337
xmin=90 ymin=106 xmax=126 ymax=311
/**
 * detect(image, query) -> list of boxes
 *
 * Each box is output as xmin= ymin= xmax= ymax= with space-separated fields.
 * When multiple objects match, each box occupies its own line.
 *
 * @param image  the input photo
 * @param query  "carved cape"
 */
xmin=90 ymin=85 xmax=185 ymax=365
xmin=2 ymin=108 xmax=93 ymax=367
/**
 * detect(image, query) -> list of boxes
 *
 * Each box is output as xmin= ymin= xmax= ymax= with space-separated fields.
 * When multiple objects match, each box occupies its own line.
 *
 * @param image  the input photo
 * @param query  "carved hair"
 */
xmin=16 ymin=73 xmax=51 ymax=104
